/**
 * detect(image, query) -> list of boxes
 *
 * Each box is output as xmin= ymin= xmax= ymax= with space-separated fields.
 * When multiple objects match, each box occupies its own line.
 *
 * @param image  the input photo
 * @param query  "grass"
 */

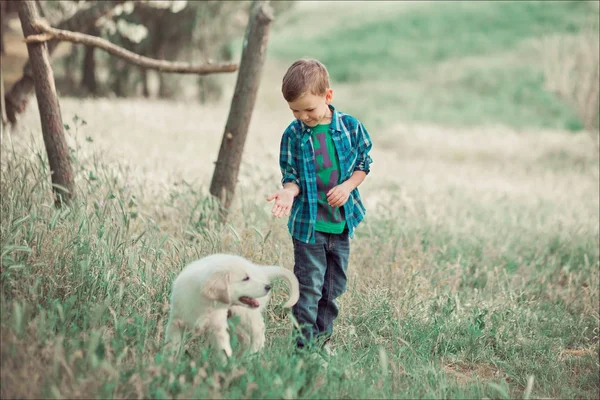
xmin=268 ymin=0 xmax=598 ymax=131
xmin=1 ymin=101 xmax=598 ymax=398
xmin=1 ymin=1 xmax=599 ymax=398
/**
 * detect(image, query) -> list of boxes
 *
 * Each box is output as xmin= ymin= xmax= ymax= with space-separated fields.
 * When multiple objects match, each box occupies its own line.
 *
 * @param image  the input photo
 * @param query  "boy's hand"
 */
xmin=327 ymin=182 xmax=352 ymax=208
xmin=266 ymin=187 xmax=296 ymax=218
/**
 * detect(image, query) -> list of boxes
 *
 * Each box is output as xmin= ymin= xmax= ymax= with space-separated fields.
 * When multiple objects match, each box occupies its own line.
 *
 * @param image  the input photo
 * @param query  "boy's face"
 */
xmin=288 ymin=89 xmax=333 ymax=127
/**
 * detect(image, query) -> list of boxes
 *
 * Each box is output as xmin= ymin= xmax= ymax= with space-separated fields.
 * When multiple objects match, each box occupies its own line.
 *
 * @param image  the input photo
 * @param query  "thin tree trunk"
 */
xmin=209 ymin=1 xmax=273 ymax=213
xmin=63 ymin=45 xmax=78 ymax=91
xmin=1 ymin=63 xmax=7 ymax=127
xmin=0 ymin=1 xmax=6 ymax=128
xmin=18 ymin=0 xmax=74 ymax=206
xmin=113 ymin=60 xmax=129 ymax=97
xmin=141 ymin=67 xmax=149 ymax=98
xmin=0 ymin=0 xmax=6 ymax=55
xmin=81 ymin=26 xmax=98 ymax=94
xmin=5 ymin=0 xmax=125 ymax=124
xmin=155 ymin=40 xmax=170 ymax=98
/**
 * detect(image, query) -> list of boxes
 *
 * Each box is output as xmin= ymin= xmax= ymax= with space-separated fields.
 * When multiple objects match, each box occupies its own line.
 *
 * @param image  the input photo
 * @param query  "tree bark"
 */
xmin=5 ymin=0 xmax=125 ymax=124
xmin=0 ymin=0 xmax=7 ymax=126
xmin=18 ymin=0 xmax=74 ymax=206
xmin=1 ymin=62 xmax=7 ymax=127
xmin=209 ymin=1 xmax=273 ymax=213
xmin=0 ymin=0 xmax=6 ymax=54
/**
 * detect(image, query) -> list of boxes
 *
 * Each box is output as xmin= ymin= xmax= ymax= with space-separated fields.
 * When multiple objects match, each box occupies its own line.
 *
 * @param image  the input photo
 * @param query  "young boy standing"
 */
xmin=266 ymin=59 xmax=373 ymax=353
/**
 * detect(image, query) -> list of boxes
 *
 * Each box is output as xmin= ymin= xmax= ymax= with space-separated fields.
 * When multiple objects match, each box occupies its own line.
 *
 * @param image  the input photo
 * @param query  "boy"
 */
xmin=266 ymin=59 xmax=373 ymax=353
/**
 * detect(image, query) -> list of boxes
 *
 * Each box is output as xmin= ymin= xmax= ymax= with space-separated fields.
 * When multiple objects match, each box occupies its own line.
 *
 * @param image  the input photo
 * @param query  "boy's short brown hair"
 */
xmin=281 ymin=59 xmax=330 ymax=102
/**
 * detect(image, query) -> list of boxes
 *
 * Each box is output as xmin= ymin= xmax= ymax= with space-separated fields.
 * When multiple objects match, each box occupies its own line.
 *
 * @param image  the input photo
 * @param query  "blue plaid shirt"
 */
xmin=279 ymin=105 xmax=373 ymax=243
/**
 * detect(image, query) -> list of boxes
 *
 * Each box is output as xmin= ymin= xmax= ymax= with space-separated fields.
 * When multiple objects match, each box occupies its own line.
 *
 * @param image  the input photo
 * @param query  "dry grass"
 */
xmin=537 ymin=26 xmax=600 ymax=136
xmin=1 ymin=4 xmax=599 ymax=397
xmin=2 ymin=86 xmax=599 ymax=399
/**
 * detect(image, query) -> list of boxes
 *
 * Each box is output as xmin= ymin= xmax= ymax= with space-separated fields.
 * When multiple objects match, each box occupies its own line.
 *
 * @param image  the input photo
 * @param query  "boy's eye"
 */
xmin=243 ymin=275 xmax=250 ymax=281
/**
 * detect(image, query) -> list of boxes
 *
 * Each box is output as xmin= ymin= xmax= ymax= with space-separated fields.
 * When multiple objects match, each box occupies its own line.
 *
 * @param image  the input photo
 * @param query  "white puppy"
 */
xmin=165 ymin=254 xmax=299 ymax=357
xmin=229 ymin=263 xmax=299 ymax=354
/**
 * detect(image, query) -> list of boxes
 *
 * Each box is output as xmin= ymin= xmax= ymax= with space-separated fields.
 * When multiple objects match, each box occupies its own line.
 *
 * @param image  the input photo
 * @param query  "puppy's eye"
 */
xmin=243 ymin=275 xmax=250 ymax=281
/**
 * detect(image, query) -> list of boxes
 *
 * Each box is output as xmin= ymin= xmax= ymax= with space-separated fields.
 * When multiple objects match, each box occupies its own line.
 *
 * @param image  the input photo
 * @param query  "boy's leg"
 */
xmin=316 ymin=231 xmax=350 ymax=341
xmin=292 ymin=232 xmax=328 ymax=349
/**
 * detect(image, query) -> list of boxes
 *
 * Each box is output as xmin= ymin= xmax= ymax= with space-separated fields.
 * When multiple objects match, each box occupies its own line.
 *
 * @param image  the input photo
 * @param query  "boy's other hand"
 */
xmin=266 ymin=188 xmax=295 ymax=218
xmin=327 ymin=182 xmax=351 ymax=208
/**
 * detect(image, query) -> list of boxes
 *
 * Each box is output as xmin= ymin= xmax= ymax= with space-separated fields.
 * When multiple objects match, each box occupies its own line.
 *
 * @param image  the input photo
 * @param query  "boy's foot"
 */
xmin=309 ymin=351 xmax=329 ymax=369
xmin=322 ymin=341 xmax=336 ymax=358
xmin=294 ymin=346 xmax=329 ymax=369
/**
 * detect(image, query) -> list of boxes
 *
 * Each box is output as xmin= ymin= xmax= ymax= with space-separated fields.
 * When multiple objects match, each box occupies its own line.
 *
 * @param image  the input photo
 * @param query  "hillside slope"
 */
xmin=268 ymin=1 xmax=599 ymax=131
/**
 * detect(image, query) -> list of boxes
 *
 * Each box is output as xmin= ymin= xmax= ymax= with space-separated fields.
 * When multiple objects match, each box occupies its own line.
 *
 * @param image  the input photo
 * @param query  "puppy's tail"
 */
xmin=263 ymin=266 xmax=300 ymax=308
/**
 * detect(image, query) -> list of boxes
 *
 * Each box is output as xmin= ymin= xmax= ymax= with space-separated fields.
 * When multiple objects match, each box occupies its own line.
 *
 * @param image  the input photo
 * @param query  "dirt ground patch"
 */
xmin=443 ymin=362 xmax=504 ymax=385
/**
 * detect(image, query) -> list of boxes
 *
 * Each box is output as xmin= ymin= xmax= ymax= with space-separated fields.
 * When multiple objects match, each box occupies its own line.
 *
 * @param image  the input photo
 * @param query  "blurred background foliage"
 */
xmin=1 ymin=0 xmax=598 ymax=134
xmin=268 ymin=1 xmax=599 ymax=133
xmin=2 ymin=0 xmax=295 ymax=102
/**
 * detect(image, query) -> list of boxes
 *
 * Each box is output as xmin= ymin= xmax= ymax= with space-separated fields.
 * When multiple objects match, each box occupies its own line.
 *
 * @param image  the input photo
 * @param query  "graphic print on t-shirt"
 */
xmin=311 ymin=124 xmax=345 ymax=233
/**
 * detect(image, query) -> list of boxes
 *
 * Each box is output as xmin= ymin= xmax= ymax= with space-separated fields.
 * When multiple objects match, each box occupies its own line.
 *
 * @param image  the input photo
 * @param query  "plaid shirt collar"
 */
xmin=298 ymin=105 xmax=342 ymax=136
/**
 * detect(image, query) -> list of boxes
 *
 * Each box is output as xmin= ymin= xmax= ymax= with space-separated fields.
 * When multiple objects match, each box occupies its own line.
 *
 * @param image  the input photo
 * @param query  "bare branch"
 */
xmin=5 ymin=0 xmax=127 ymax=124
xmin=25 ymin=20 xmax=238 ymax=75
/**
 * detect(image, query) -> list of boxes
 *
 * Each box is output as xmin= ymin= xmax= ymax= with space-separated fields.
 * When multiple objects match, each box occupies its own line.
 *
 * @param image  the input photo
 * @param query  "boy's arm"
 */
xmin=267 ymin=129 xmax=301 ymax=218
xmin=342 ymin=170 xmax=367 ymax=191
xmin=353 ymin=121 xmax=373 ymax=175
xmin=280 ymin=130 xmax=302 ymax=192
xmin=328 ymin=170 xmax=366 ymax=207
xmin=282 ymin=182 xmax=301 ymax=196
xmin=327 ymin=121 xmax=372 ymax=207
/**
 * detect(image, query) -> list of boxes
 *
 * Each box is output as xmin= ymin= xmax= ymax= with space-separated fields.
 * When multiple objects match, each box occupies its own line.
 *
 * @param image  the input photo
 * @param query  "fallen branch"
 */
xmin=25 ymin=20 xmax=238 ymax=75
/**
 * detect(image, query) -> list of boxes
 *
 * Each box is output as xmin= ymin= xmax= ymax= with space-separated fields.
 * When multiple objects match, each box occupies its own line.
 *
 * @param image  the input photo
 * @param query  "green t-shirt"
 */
xmin=311 ymin=124 xmax=346 ymax=234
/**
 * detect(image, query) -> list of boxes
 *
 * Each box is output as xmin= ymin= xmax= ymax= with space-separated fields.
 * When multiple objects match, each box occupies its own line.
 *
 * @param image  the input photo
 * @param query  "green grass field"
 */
xmin=1 ymin=1 xmax=599 ymax=398
xmin=269 ymin=0 xmax=598 ymax=131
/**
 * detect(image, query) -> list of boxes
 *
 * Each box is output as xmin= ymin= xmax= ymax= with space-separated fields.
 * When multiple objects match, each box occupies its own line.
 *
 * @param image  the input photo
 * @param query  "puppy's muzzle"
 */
xmin=238 ymin=285 xmax=270 ymax=308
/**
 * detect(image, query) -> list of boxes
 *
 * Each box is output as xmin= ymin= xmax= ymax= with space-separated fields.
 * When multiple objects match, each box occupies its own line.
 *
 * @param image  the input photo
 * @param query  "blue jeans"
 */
xmin=292 ymin=230 xmax=350 ymax=348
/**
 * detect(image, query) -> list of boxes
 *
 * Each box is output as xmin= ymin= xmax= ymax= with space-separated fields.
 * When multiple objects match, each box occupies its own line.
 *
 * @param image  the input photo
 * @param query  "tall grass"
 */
xmin=1 ymin=104 xmax=598 ymax=398
xmin=1 ymin=3 xmax=598 ymax=397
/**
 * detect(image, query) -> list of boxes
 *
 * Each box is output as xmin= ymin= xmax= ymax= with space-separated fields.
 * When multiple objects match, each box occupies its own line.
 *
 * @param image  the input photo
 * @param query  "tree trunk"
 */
xmin=81 ymin=26 xmax=98 ymax=94
xmin=0 ymin=0 xmax=6 ymax=127
xmin=0 ymin=0 xmax=6 ymax=55
xmin=1 ymin=62 xmax=7 ymax=127
xmin=155 ymin=40 xmax=170 ymax=98
xmin=140 ymin=67 xmax=149 ymax=98
xmin=5 ymin=0 xmax=124 ymax=124
xmin=111 ymin=59 xmax=130 ymax=97
xmin=1 ymin=0 xmax=8 ymax=128
xmin=209 ymin=1 xmax=273 ymax=212
xmin=63 ymin=45 xmax=78 ymax=92
xmin=18 ymin=0 xmax=74 ymax=206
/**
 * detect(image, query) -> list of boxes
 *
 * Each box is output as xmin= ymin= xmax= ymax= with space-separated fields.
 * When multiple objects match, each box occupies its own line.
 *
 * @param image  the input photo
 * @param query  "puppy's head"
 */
xmin=201 ymin=255 xmax=272 ymax=308
xmin=228 ymin=266 xmax=272 ymax=309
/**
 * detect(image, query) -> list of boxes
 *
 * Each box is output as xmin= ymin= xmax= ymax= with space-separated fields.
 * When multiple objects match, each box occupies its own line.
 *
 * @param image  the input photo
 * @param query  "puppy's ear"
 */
xmin=203 ymin=272 xmax=231 ymax=304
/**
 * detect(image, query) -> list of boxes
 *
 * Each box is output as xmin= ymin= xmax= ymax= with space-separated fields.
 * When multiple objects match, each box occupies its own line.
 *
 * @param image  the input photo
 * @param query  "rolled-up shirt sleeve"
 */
xmin=280 ymin=130 xmax=301 ymax=190
xmin=354 ymin=121 xmax=373 ymax=174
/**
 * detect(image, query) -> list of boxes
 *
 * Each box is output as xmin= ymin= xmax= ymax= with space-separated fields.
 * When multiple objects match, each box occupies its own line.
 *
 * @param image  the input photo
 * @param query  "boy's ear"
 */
xmin=325 ymin=88 xmax=333 ymax=104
